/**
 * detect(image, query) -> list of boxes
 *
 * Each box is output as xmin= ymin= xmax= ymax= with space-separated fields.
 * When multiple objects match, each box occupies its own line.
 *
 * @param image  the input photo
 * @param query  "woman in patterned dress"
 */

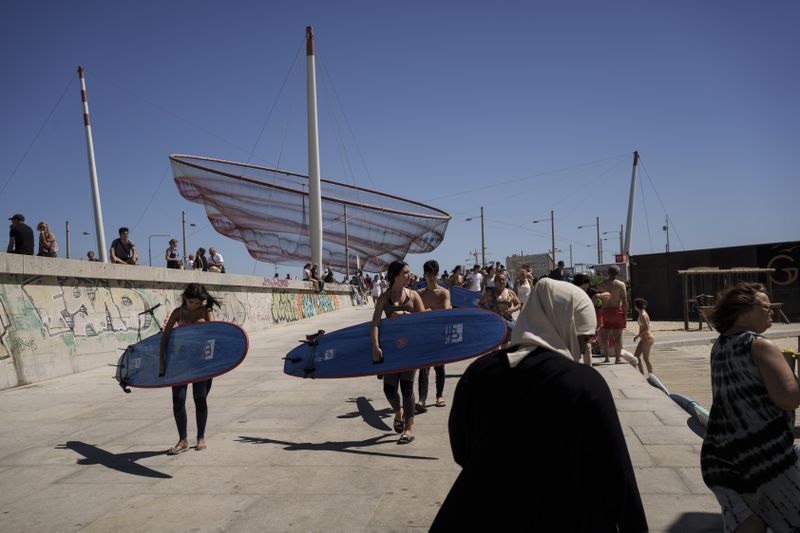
xmin=701 ymin=282 xmax=800 ymax=532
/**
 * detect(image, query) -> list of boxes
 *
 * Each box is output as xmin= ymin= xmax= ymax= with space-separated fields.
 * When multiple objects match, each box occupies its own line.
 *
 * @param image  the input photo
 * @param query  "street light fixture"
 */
xmin=181 ymin=210 xmax=197 ymax=264
xmin=577 ymin=216 xmax=602 ymax=264
xmin=603 ymin=224 xmax=624 ymax=257
xmin=532 ymin=210 xmax=556 ymax=265
xmin=465 ymin=206 xmax=486 ymax=268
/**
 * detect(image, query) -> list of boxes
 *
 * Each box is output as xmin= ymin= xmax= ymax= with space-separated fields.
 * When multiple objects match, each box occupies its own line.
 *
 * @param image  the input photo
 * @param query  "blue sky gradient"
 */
xmin=2 ymin=1 xmax=798 ymax=276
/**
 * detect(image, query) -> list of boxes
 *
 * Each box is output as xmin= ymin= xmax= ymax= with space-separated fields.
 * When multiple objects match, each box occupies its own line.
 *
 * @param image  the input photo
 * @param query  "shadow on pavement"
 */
xmin=665 ymin=511 xmax=722 ymax=532
xmin=338 ymin=396 xmax=392 ymax=431
xmin=56 ymin=441 xmax=172 ymax=479
xmin=236 ymin=434 xmax=438 ymax=461
xmin=687 ymin=417 xmax=706 ymax=439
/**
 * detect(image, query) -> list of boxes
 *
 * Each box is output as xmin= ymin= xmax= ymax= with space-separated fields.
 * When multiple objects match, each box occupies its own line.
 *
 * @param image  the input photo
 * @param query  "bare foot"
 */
xmin=195 ymin=438 xmax=207 ymax=451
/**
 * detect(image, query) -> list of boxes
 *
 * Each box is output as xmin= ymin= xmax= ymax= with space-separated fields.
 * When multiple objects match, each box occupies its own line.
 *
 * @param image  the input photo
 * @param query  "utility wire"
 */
xmin=1 ymin=73 xmax=76 ymax=197
xmin=430 ymin=152 xmax=631 ymax=202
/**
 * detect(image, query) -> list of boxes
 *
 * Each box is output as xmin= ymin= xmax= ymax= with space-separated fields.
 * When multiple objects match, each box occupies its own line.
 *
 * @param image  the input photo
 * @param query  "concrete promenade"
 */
xmin=5 ymin=306 xmax=797 ymax=531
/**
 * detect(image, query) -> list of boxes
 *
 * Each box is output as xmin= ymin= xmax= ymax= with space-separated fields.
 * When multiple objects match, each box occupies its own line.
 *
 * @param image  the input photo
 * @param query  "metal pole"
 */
xmin=596 ymin=216 xmax=601 ymax=264
xmin=619 ymin=224 xmax=624 ymax=256
xmin=664 ymin=216 xmax=670 ymax=253
xmin=624 ymin=151 xmax=639 ymax=256
xmin=65 ymin=220 xmax=70 ymax=259
xmin=480 ymin=206 xmax=486 ymax=268
xmin=344 ymin=204 xmax=349 ymax=277
xmin=550 ymin=210 xmax=555 ymax=264
xmin=78 ymin=66 xmax=108 ymax=262
xmin=569 ymin=244 xmax=573 ymax=268
xmin=181 ymin=210 xmax=187 ymax=264
xmin=306 ymin=27 xmax=323 ymax=272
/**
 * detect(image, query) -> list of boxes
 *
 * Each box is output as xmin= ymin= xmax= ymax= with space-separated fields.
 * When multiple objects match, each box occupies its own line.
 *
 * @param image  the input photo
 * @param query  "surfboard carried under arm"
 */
xmin=284 ymin=308 xmax=507 ymax=379
xmin=115 ymin=322 xmax=248 ymax=392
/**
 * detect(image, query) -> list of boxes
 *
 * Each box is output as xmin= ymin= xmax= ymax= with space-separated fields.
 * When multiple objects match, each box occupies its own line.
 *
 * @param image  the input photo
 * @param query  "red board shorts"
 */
xmin=601 ymin=307 xmax=626 ymax=330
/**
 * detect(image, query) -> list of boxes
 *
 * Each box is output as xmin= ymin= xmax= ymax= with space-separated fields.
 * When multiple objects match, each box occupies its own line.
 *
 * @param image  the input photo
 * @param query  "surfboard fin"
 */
xmin=303 ymin=330 xmax=326 ymax=345
xmin=117 ymin=380 xmax=131 ymax=394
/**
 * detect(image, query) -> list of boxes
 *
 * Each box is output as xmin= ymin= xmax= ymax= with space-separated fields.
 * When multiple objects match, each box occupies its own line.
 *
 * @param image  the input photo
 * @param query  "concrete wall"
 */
xmin=0 ymin=253 xmax=354 ymax=390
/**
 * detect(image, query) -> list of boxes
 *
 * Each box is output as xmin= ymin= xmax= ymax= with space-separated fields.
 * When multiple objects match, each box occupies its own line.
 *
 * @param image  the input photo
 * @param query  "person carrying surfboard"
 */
xmin=416 ymin=259 xmax=452 ymax=412
xmin=159 ymin=283 xmax=220 ymax=455
xmin=371 ymin=260 xmax=425 ymax=444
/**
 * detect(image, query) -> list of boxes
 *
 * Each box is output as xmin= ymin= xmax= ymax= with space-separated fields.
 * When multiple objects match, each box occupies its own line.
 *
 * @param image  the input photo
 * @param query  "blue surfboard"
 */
xmin=284 ymin=308 xmax=507 ymax=379
xmin=115 ymin=322 xmax=249 ymax=391
xmin=449 ymin=286 xmax=482 ymax=308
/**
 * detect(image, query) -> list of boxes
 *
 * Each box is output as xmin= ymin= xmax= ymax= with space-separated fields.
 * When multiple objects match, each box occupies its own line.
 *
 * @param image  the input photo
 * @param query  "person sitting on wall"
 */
xmin=110 ymin=227 xmax=138 ymax=265
xmin=208 ymin=247 xmax=225 ymax=273
xmin=7 ymin=214 xmax=34 ymax=255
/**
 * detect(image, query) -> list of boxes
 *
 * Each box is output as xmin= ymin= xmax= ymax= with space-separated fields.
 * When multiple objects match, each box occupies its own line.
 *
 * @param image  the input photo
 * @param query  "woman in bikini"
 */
xmin=159 ymin=283 xmax=220 ymax=454
xmin=632 ymin=298 xmax=655 ymax=375
xmin=479 ymin=272 xmax=521 ymax=338
xmin=371 ymin=261 xmax=425 ymax=444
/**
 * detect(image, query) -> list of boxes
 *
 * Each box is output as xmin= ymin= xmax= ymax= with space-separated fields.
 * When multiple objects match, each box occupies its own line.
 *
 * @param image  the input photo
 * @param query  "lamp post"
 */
xmin=603 ymin=225 xmax=624 ymax=258
xmin=181 ymin=210 xmax=197 ymax=264
xmin=577 ymin=217 xmax=601 ymax=264
xmin=466 ymin=206 xmax=486 ymax=268
xmin=532 ymin=210 xmax=556 ymax=264
xmin=148 ymin=234 xmax=172 ymax=267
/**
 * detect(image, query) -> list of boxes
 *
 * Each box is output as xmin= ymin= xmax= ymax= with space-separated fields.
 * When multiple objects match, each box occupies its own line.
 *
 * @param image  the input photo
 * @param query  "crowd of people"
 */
xmin=11 ymin=210 xmax=798 ymax=528
xmin=7 ymin=214 xmax=227 ymax=274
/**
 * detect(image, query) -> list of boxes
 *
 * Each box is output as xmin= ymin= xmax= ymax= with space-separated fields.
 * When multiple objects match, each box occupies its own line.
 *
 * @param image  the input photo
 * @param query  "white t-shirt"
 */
xmin=210 ymin=252 xmax=224 ymax=266
xmin=466 ymin=272 xmax=483 ymax=291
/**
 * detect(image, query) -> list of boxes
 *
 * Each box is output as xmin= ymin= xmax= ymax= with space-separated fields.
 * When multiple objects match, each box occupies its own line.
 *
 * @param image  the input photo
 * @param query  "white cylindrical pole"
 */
xmin=78 ymin=66 xmax=108 ymax=263
xmin=624 ymin=151 xmax=639 ymax=257
xmin=306 ymin=27 xmax=323 ymax=272
xmin=343 ymin=204 xmax=350 ymax=277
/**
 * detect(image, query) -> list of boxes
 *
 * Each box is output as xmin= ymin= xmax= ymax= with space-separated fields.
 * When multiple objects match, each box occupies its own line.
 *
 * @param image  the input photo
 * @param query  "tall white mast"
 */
xmin=623 ymin=151 xmax=639 ymax=258
xmin=306 ymin=27 xmax=323 ymax=271
xmin=78 ymin=66 xmax=108 ymax=262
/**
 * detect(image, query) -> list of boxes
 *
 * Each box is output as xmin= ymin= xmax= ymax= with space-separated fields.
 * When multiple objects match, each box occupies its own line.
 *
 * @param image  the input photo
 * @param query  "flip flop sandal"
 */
xmin=167 ymin=444 xmax=189 ymax=455
xmin=435 ymin=399 xmax=446 ymax=407
xmin=393 ymin=418 xmax=404 ymax=434
xmin=415 ymin=402 xmax=428 ymax=413
xmin=398 ymin=434 xmax=415 ymax=444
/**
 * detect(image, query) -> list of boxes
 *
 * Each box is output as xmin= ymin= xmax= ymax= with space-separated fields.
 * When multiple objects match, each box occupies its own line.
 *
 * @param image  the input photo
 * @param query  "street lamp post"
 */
xmin=466 ymin=206 xmax=486 ymax=268
xmin=577 ymin=217 xmax=602 ymax=264
xmin=603 ymin=225 xmax=624 ymax=258
xmin=148 ymin=234 xmax=172 ymax=267
xmin=181 ymin=210 xmax=197 ymax=264
xmin=532 ymin=210 xmax=556 ymax=265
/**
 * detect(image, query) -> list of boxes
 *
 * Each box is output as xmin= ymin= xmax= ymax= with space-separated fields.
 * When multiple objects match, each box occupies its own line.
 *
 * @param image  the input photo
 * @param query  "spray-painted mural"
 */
xmin=0 ymin=270 xmax=350 ymax=390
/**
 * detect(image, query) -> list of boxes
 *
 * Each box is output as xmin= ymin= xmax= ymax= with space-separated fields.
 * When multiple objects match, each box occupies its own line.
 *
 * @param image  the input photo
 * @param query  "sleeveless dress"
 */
xmin=700 ymin=331 xmax=800 ymax=532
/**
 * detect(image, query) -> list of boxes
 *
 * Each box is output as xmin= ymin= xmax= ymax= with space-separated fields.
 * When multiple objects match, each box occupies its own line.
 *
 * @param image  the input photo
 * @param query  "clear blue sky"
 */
xmin=2 ymin=1 xmax=798 ymax=277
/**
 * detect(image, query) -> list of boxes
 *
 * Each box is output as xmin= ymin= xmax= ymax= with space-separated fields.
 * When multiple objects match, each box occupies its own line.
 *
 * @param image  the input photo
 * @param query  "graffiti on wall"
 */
xmin=271 ymin=291 xmax=340 ymax=324
xmin=22 ymin=277 xmax=153 ymax=338
xmin=0 ymin=299 xmax=11 ymax=360
xmin=262 ymin=277 xmax=290 ymax=288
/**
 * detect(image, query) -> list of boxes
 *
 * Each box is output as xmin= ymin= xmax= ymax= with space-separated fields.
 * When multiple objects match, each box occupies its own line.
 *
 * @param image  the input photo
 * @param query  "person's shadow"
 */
xmin=56 ymin=441 xmax=172 ymax=479
xmin=236 ymin=434 xmax=438 ymax=461
xmin=337 ymin=396 xmax=393 ymax=430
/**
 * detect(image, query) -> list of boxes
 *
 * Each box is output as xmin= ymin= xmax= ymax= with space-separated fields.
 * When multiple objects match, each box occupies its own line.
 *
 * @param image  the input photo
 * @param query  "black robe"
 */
xmin=431 ymin=347 xmax=648 ymax=533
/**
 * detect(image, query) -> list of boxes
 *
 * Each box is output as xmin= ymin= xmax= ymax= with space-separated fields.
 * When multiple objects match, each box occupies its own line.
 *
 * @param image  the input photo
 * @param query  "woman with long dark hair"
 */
xmin=159 ymin=283 xmax=221 ymax=454
xmin=371 ymin=261 xmax=425 ymax=444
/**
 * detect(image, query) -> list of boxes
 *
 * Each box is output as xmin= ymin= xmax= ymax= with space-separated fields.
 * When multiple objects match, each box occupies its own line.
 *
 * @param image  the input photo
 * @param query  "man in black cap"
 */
xmin=7 ymin=214 xmax=34 ymax=255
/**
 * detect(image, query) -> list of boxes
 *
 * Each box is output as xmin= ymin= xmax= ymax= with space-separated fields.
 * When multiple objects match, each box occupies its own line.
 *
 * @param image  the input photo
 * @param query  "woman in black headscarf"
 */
xmin=431 ymin=278 xmax=648 ymax=532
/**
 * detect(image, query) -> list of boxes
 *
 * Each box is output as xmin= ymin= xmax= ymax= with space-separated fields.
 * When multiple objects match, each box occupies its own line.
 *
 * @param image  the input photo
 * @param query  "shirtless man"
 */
xmin=416 ymin=260 xmax=452 ymax=411
xmin=597 ymin=266 xmax=628 ymax=364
